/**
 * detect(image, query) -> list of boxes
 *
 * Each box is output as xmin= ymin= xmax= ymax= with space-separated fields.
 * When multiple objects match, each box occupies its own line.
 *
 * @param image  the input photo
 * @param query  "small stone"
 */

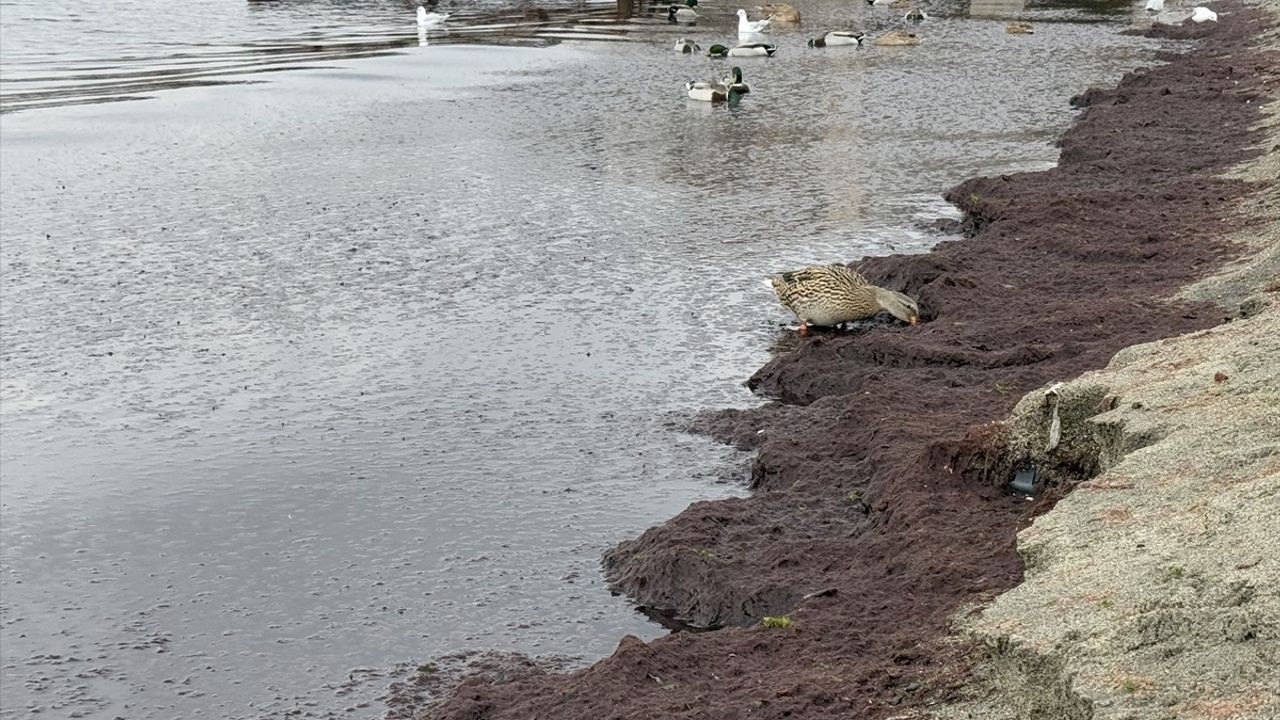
xmin=1214 ymin=371 xmax=1229 ymax=383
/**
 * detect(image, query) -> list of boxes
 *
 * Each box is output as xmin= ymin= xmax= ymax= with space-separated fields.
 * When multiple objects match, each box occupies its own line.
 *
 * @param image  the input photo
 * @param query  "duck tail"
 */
xmin=873 ymin=287 xmax=920 ymax=325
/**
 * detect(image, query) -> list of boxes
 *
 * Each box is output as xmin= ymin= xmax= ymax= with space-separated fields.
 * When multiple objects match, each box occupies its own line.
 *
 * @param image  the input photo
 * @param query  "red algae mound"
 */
xmin=423 ymin=4 xmax=1277 ymax=719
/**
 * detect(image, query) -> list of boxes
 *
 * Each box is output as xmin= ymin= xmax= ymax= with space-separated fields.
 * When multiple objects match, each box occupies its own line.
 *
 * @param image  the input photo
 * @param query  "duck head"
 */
xmin=728 ymin=66 xmax=744 ymax=84
xmin=706 ymin=44 xmax=729 ymax=57
xmin=873 ymin=287 xmax=920 ymax=325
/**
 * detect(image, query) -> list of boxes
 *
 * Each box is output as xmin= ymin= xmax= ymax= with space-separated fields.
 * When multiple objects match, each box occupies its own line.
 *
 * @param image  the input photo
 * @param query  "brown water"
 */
xmin=1 ymin=0 xmax=1164 ymax=716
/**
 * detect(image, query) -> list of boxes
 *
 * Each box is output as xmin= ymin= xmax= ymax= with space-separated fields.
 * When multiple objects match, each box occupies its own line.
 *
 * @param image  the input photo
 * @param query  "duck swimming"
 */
xmin=768 ymin=264 xmax=919 ymax=334
xmin=737 ymin=9 xmax=771 ymax=33
xmin=686 ymin=71 xmax=746 ymax=106
xmin=720 ymin=66 xmax=750 ymax=93
xmin=726 ymin=41 xmax=777 ymax=57
xmin=669 ymin=0 xmax=699 ymax=23
xmin=874 ymin=30 xmax=920 ymax=45
xmin=807 ymin=31 xmax=865 ymax=47
xmin=760 ymin=3 xmax=801 ymax=23
xmin=675 ymin=37 xmax=702 ymax=53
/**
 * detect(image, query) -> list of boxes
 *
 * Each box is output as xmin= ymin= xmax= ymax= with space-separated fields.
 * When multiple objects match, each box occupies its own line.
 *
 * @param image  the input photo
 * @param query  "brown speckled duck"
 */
xmin=875 ymin=30 xmax=920 ymax=46
xmin=768 ymin=263 xmax=920 ymax=335
xmin=760 ymin=3 xmax=801 ymax=24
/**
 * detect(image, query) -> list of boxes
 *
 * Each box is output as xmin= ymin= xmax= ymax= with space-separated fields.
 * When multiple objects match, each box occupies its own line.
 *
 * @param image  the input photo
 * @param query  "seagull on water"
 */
xmin=417 ymin=6 xmax=449 ymax=27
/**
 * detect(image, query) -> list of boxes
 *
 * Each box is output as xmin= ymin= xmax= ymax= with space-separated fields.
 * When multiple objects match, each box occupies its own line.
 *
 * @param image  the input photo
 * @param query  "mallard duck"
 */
xmin=737 ymin=9 xmax=771 ymax=33
xmin=706 ymin=44 xmax=730 ymax=58
xmin=903 ymin=7 xmax=927 ymax=22
xmin=726 ymin=41 xmax=777 ymax=57
xmin=417 ymin=6 xmax=449 ymax=26
xmin=686 ymin=76 xmax=745 ymax=106
xmin=759 ymin=3 xmax=801 ymax=24
xmin=1190 ymin=6 xmax=1217 ymax=22
xmin=1005 ymin=21 xmax=1034 ymax=34
xmin=675 ymin=37 xmax=701 ymax=53
xmin=874 ymin=30 xmax=920 ymax=45
xmin=768 ymin=264 xmax=919 ymax=334
xmin=668 ymin=0 xmax=698 ymax=24
xmin=720 ymin=66 xmax=750 ymax=93
xmin=807 ymin=31 xmax=865 ymax=47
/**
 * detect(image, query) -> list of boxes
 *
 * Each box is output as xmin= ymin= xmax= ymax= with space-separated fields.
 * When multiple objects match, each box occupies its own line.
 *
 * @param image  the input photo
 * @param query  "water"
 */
xmin=1 ymin=0 xmax=1159 ymax=717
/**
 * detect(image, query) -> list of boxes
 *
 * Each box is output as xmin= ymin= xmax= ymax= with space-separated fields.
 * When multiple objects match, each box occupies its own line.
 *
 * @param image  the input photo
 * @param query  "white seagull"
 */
xmin=417 ymin=6 xmax=449 ymax=27
xmin=1190 ymin=6 xmax=1218 ymax=22
xmin=737 ymin=9 xmax=771 ymax=34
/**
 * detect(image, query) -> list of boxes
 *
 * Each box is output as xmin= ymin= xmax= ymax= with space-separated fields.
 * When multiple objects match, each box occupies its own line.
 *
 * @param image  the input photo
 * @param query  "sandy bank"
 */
xmin=932 ymin=5 xmax=1280 ymax=718
xmin=417 ymin=2 xmax=1278 ymax=718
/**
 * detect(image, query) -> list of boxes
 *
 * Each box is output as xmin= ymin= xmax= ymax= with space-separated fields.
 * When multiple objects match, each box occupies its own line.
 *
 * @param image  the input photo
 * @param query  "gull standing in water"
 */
xmin=417 ymin=6 xmax=449 ymax=27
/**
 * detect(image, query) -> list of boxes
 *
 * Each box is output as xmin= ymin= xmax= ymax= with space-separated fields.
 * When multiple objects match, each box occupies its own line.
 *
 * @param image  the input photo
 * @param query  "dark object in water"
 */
xmin=1010 ymin=465 xmax=1039 ymax=495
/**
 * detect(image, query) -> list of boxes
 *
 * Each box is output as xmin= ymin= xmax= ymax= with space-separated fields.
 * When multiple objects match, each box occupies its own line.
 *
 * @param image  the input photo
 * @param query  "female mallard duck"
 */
xmin=725 ymin=41 xmax=777 ymax=57
xmin=903 ymin=7 xmax=927 ymax=22
xmin=807 ymin=31 xmax=865 ymax=47
xmin=668 ymin=0 xmax=698 ymax=24
xmin=1005 ymin=21 xmax=1034 ymax=34
xmin=874 ymin=30 xmax=920 ymax=46
xmin=737 ymin=9 xmax=772 ymax=33
xmin=759 ymin=3 xmax=800 ymax=23
xmin=768 ymin=263 xmax=919 ymax=334
xmin=675 ymin=37 xmax=701 ymax=53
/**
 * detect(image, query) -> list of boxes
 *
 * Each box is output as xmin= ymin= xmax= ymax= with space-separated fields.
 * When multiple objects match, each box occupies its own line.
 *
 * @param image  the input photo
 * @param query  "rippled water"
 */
xmin=2 ymin=0 xmax=1158 ymax=717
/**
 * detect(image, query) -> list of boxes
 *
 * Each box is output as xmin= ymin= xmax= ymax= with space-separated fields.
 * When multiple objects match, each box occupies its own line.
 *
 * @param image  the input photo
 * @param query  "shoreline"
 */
xmin=419 ymin=2 xmax=1278 ymax=718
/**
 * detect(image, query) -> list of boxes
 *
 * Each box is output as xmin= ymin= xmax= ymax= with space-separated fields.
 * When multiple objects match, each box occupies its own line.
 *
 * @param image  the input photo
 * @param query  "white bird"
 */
xmin=1144 ymin=0 xmax=1164 ymax=12
xmin=1190 ymin=6 xmax=1218 ymax=22
xmin=865 ymin=0 xmax=894 ymax=5
xmin=737 ymin=9 xmax=771 ymax=34
xmin=417 ymin=6 xmax=449 ymax=26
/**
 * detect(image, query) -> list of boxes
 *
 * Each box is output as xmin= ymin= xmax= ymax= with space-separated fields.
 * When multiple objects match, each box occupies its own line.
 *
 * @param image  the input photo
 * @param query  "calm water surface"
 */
xmin=2 ymin=0 xmax=1158 ymax=716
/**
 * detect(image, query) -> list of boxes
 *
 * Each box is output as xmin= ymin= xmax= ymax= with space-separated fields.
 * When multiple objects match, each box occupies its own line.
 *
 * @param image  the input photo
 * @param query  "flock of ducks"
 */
xmin=671 ymin=1 xmax=928 ymax=109
xmin=410 ymin=0 xmax=1218 ymax=334
xmin=665 ymin=0 xmax=930 ymax=330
